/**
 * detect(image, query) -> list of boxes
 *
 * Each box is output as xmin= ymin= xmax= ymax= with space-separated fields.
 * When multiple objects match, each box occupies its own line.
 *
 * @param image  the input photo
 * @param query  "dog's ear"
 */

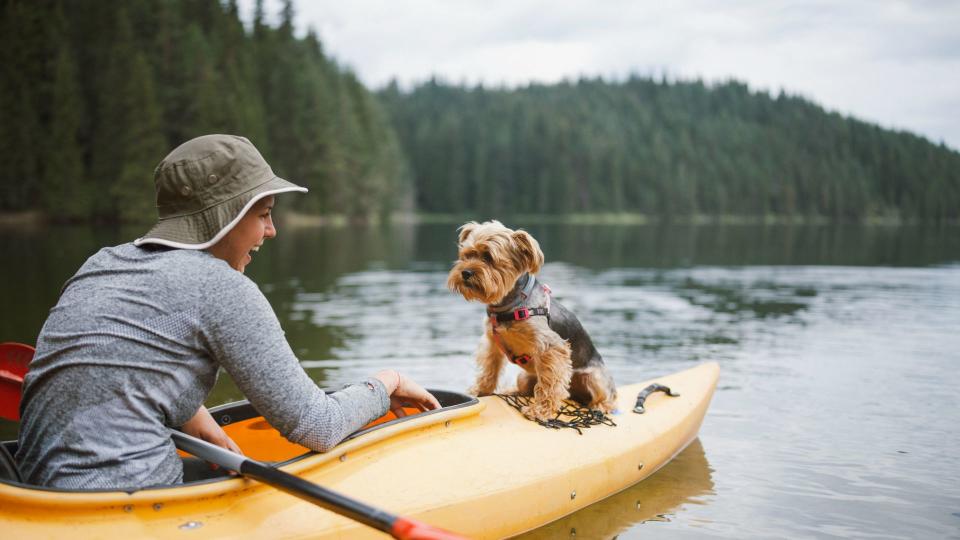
xmin=457 ymin=222 xmax=479 ymax=245
xmin=512 ymin=229 xmax=544 ymax=274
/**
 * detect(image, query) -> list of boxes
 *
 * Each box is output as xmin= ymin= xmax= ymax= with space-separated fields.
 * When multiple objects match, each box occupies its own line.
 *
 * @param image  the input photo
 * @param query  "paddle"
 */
xmin=172 ymin=431 xmax=465 ymax=540
xmin=0 ymin=342 xmax=34 ymax=421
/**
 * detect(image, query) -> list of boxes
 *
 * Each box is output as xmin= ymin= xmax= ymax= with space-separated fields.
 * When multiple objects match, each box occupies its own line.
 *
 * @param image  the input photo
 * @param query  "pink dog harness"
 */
xmin=486 ymin=276 xmax=552 ymax=366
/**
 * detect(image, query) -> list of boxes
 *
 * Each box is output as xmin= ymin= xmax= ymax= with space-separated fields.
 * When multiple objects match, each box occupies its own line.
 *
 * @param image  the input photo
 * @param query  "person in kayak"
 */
xmin=15 ymin=134 xmax=440 ymax=490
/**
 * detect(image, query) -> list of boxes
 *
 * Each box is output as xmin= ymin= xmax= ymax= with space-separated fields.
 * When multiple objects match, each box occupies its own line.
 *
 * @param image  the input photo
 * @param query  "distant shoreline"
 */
xmin=0 ymin=211 xmax=45 ymax=228
xmin=2 ymin=210 xmax=955 ymax=229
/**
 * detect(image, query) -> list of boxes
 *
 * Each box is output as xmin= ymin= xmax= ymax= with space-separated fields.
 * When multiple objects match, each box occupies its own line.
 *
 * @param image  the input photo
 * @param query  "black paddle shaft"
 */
xmin=239 ymin=459 xmax=398 ymax=533
xmin=171 ymin=431 xmax=398 ymax=535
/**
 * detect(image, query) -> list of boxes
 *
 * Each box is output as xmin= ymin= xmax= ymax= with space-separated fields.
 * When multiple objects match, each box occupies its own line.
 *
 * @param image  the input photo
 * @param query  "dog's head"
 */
xmin=447 ymin=220 xmax=544 ymax=304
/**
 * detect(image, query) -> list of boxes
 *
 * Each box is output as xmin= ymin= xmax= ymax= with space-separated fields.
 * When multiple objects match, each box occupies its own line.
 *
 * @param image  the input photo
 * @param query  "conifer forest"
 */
xmin=2 ymin=0 xmax=958 ymax=224
xmin=1 ymin=0 xmax=409 ymax=223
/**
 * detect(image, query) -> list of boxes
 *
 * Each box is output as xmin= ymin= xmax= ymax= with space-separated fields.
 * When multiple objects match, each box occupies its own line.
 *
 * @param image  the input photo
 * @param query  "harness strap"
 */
xmin=487 ymin=282 xmax=553 ymax=366
xmin=489 ymin=306 xmax=550 ymax=323
xmin=488 ymin=321 xmax=530 ymax=366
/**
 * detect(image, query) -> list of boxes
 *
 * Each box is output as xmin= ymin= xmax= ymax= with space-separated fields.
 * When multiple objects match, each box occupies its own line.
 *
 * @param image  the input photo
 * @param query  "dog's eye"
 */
xmin=481 ymin=252 xmax=494 ymax=264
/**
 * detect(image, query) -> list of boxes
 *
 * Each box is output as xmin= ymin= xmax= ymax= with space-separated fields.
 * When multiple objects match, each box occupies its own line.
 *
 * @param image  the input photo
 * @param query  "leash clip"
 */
xmin=513 ymin=307 xmax=531 ymax=321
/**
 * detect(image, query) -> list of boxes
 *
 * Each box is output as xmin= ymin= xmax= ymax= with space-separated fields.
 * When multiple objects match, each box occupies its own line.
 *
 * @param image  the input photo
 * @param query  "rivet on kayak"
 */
xmin=178 ymin=521 xmax=203 ymax=530
xmin=445 ymin=421 xmax=452 ymax=428
xmin=123 ymin=504 xmax=133 ymax=513
xmin=638 ymin=462 xmax=644 ymax=471
xmin=339 ymin=454 xmax=347 ymax=462
xmin=570 ymin=527 xmax=577 ymax=536
xmin=636 ymin=501 xmax=642 ymax=510
xmin=220 ymin=415 xmax=231 ymax=425
xmin=570 ymin=490 xmax=576 ymax=500
xmin=153 ymin=503 xmax=163 ymax=511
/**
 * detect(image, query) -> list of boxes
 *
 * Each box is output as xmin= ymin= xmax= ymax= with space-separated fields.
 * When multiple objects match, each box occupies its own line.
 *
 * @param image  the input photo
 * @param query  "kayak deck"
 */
xmin=0 ymin=362 xmax=719 ymax=539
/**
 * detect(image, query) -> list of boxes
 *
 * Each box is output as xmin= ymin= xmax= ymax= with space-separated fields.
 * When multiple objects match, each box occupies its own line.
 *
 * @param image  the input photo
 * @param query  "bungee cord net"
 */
xmin=495 ymin=394 xmax=616 ymax=434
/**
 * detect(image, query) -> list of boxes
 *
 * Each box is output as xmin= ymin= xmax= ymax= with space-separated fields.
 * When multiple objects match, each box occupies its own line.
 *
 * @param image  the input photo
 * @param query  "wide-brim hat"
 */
xmin=134 ymin=134 xmax=307 ymax=249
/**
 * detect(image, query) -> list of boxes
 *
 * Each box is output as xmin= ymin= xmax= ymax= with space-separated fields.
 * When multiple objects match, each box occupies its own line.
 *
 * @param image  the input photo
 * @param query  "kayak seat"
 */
xmin=0 ymin=441 xmax=21 ymax=483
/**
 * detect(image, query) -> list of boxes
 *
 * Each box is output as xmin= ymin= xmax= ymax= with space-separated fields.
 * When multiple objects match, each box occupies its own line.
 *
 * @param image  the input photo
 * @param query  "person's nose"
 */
xmin=264 ymin=217 xmax=277 ymax=239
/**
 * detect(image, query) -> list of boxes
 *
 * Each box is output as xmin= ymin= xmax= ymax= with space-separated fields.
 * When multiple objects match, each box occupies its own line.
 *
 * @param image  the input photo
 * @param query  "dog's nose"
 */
xmin=461 ymin=269 xmax=474 ymax=280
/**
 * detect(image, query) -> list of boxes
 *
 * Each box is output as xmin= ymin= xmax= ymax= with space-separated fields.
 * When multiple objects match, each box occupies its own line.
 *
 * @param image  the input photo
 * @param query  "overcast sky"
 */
xmin=241 ymin=0 xmax=960 ymax=150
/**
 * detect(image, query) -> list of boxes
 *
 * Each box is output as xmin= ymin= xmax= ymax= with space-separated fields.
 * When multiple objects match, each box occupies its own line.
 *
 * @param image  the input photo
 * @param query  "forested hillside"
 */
xmin=380 ymin=77 xmax=960 ymax=222
xmin=2 ymin=1 xmax=956 ymax=225
xmin=0 ymin=0 xmax=409 ymax=223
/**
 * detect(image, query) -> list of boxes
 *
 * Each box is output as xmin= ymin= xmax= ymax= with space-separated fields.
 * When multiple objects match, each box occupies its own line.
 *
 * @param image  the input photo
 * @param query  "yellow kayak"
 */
xmin=0 ymin=362 xmax=719 ymax=539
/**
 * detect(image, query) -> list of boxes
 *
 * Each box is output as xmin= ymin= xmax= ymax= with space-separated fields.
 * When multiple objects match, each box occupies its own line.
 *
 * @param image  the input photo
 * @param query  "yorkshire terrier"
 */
xmin=447 ymin=220 xmax=617 ymax=421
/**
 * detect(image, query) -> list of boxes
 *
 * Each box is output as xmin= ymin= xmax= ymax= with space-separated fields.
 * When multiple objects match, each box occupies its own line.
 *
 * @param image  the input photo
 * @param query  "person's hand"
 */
xmin=181 ymin=406 xmax=243 ymax=472
xmin=375 ymin=370 xmax=441 ymax=418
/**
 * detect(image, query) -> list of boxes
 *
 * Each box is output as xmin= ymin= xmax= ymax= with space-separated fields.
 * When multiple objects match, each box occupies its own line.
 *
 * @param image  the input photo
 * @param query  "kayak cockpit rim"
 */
xmin=0 ymin=388 xmax=479 ymax=493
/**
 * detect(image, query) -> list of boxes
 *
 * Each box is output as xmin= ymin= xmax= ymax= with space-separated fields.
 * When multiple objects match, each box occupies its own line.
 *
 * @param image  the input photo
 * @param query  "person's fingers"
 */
xmin=422 ymin=391 xmax=441 ymax=410
xmin=392 ymin=406 xmax=408 ymax=418
xmin=405 ymin=397 xmax=432 ymax=413
xmin=411 ymin=393 xmax=439 ymax=410
xmin=227 ymin=439 xmax=244 ymax=456
xmin=406 ymin=383 xmax=440 ymax=408
xmin=210 ymin=432 xmax=242 ymax=454
xmin=387 ymin=374 xmax=442 ymax=412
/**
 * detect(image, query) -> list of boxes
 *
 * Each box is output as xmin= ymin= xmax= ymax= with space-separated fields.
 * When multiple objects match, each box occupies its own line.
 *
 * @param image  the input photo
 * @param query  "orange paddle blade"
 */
xmin=392 ymin=516 xmax=468 ymax=540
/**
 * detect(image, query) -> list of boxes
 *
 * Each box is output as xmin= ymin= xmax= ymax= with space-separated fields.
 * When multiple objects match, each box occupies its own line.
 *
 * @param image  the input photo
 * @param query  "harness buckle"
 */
xmin=513 ymin=307 xmax=530 ymax=321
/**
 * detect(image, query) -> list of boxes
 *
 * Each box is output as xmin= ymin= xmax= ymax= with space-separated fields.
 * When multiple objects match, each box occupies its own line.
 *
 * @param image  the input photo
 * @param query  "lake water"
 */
xmin=2 ymin=221 xmax=959 ymax=538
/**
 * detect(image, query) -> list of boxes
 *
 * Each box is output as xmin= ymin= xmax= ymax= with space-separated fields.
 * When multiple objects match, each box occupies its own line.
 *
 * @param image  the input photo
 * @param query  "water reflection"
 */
xmin=3 ymin=222 xmax=957 ymax=346
xmin=514 ymin=438 xmax=714 ymax=540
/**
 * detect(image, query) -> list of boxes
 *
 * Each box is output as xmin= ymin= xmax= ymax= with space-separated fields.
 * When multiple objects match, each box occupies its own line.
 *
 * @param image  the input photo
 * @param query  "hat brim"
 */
xmin=134 ymin=176 xmax=307 ymax=250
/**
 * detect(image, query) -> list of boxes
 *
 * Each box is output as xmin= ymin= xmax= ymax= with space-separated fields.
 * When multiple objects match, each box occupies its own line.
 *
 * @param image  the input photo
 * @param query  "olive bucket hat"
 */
xmin=134 ymin=134 xmax=307 ymax=249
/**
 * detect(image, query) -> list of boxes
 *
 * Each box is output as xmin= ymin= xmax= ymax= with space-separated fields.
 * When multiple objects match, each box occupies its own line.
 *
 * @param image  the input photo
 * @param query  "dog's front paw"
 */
xmin=521 ymin=401 xmax=556 ymax=422
xmin=594 ymin=399 xmax=617 ymax=414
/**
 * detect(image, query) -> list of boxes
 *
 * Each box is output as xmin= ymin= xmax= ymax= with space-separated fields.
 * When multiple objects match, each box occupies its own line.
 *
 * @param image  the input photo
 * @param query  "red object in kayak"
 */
xmin=0 ymin=342 xmax=34 ymax=421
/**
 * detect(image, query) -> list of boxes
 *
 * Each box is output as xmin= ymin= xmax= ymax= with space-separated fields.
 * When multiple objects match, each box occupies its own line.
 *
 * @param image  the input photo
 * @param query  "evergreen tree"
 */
xmin=42 ymin=43 xmax=89 ymax=220
xmin=180 ymin=22 xmax=224 ymax=137
xmin=0 ymin=0 xmax=43 ymax=210
xmin=109 ymin=51 xmax=167 ymax=223
xmin=91 ymin=8 xmax=165 ymax=222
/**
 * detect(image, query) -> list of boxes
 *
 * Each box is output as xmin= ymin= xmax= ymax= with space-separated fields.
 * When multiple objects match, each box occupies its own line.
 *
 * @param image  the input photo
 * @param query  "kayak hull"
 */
xmin=0 ymin=362 xmax=719 ymax=539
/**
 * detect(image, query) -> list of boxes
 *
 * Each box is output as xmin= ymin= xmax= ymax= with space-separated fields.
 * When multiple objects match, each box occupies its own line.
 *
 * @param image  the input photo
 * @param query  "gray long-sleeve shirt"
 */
xmin=16 ymin=243 xmax=389 ymax=490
